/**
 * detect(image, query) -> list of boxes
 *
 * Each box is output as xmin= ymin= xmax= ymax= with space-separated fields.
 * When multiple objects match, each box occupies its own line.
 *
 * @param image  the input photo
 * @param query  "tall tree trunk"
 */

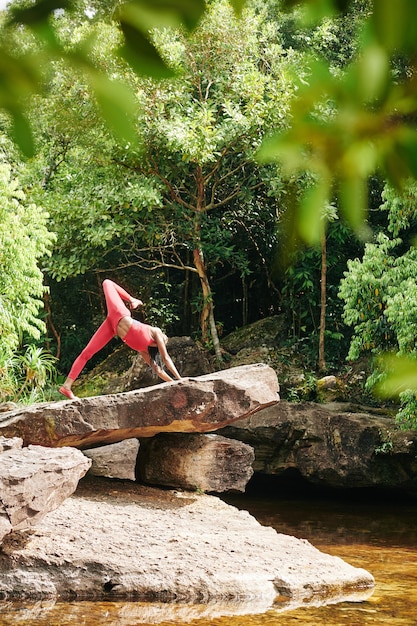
xmin=192 ymin=246 xmax=222 ymax=362
xmin=183 ymin=250 xmax=191 ymax=334
xmin=44 ymin=291 xmax=61 ymax=359
xmin=318 ymin=230 xmax=327 ymax=372
xmin=193 ymin=165 xmax=222 ymax=363
xmin=242 ymin=276 xmax=248 ymax=327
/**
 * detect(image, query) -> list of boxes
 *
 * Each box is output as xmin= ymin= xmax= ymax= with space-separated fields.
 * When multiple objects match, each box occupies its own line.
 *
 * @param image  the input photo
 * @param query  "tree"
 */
xmin=0 ymin=0 xmax=208 ymax=156
xmin=2 ymin=0 xmax=417 ymax=239
xmin=339 ymin=233 xmax=400 ymax=362
xmin=20 ymin=0 xmax=300 ymax=362
xmin=119 ymin=0 xmax=298 ymax=357
xmin=338 ymin=228 xmax=417 ymax=425
xmin=0 ymin=162 xmax=55 ymax=354
xmin=279 ymin=212 xmax=358 ymax=369
xmin=0 ymin=163 xmax=55 ymax=354
xmin=258 ymin=0 xmax=417 ymax=243
xmin=339 ymin=181 xmax=417 ymax=424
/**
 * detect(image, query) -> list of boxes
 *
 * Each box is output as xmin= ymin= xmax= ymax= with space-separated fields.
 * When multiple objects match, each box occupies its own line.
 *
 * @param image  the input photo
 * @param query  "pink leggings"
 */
xmin=68 ymin=279 xmax=132 ymax=381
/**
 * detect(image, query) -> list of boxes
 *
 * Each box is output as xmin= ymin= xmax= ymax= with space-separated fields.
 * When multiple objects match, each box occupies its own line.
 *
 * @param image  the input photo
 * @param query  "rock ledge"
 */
xmin=0 ymin=477 xmax=374 ymax=611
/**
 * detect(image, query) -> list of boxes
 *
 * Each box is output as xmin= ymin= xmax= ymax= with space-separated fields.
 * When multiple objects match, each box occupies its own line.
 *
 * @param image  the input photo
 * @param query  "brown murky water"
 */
xmin=1 ymin=490 xmax=416 ymax=625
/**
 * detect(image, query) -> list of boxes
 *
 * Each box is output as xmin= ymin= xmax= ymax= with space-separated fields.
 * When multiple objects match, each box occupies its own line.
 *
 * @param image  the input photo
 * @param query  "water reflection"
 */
xmin=0 ymin=598 xmax=271 ymax=625
xmin=0 ymin=584 xmax=375 ymax=626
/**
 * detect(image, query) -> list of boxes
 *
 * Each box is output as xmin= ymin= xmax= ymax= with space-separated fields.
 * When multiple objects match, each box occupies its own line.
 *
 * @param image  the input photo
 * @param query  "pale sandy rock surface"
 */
xmin=0 ymin=476 xmax=374 ymax=608
xmin=0 ymin=445 xmax=91 ymax=542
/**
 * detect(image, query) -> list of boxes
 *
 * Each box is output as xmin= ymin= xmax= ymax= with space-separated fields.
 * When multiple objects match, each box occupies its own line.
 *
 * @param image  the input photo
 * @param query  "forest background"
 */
xmin=1 ymin=0 xmax=417 ymax=428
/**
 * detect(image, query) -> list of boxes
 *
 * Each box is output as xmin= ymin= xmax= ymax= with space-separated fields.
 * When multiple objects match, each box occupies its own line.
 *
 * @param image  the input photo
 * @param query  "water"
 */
xmin=226 ymin=489 xmax=417 ymax=625
xmin=1 ymin=488 xmax=416 ymax=625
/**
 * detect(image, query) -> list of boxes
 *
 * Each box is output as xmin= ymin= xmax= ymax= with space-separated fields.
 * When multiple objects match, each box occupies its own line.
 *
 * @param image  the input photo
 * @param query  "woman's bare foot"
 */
xmin=130 ymin=298 xmax=143 ymax=310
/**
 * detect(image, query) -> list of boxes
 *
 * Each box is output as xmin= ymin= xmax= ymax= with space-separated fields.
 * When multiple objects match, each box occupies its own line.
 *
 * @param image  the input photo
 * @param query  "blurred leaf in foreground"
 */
xmin=375 ymin=353 xmax=417 ymax=398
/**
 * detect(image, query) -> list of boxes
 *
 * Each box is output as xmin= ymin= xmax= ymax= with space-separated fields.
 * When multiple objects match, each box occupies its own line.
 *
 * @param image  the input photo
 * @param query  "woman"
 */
xmin=59 ymin=279 xmax=182 ymax=399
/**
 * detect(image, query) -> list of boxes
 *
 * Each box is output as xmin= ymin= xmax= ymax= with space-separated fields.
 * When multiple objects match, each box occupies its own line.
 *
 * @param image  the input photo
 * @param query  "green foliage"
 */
xmin=2 ymin=0 xmax=417 ymax=244
xmin=381 ymin=180 xmax=417 ymax=237
xmin=141 ymin=285 xmax=180 ymax=330
xmin=369 ymin=353 xmax=417 ymax=429
xmin=0 ymin=163 xmax=55 ymax=355
xmin=396 ymin=390 xmax=417 ymax=430
xmin=116 ymin=0 xmax=205 ymax=77
xmin=280 ymin=217 xmax=360 ymax=364
xmin=0 ymin=344 xmax=18 ymax=401
xmin=373 ymin=354 xmax=417 ymax=398
xmin=3 ymin=0 xmax=417 ymax=406
xmin=0 ymin=0 xmax=207 ymax=154
xmin=13 ymin=344 xmax=58 ymax=401
xmin=286 ymin=371 xmax=318 ymax=402
xmin=0 ymin=161 xmax=57 ymax=401
xmin=340 ymin=230 xmax=417 ymax=424
xmin=0 ymin=343 xmax=57 ymax=403
xmin=338 ymin=181 xmax=417 ymax=425
xmin=258 ymin=0 xmax=417 ymax=244
xmin=16 ymin=0 xmax=301 ymax=356
xmin=339 ymin=233 xmax=396 ymax=361
xmin=341 ymin=232 xmax=417 ymax=361
xmin=374 ymin=427 xmax=394 ymax=455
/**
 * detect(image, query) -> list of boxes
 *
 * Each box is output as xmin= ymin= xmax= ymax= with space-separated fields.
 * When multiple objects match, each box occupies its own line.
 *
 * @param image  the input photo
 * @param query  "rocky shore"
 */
xmin=0 ymin=475 xmax=374 ymax=613
xmin=0 ymin=363 xmax=375 ymax=615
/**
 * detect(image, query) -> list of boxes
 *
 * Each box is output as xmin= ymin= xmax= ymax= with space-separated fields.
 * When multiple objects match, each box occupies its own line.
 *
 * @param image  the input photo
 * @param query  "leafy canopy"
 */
xmin=25 ymin=0 xmax=298 ymax=286
xmin=339 ymin=182 xmax=417 ymax=425
xmin=2 ymin=0 xmax=417 ymax=241
xmin=258 ymin=0 xmax=417 ymax=243
xmin=0 ymin=163 xmax=55 ymax=354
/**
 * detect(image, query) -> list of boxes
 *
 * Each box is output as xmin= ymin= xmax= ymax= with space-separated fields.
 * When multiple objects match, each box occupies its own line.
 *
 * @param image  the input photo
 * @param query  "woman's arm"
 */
xmin=153 ymin=328 xmax=182 ymax=380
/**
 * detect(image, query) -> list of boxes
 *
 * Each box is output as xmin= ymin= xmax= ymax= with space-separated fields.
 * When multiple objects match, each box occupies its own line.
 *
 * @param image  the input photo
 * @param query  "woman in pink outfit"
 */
xmin=59 ymin=279 xmax=182 ymax=399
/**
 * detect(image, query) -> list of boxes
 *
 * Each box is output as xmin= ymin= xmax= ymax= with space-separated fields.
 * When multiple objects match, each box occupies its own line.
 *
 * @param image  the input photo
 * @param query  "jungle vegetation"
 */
xmin=1 ymin=0 xmax=417 ymax=427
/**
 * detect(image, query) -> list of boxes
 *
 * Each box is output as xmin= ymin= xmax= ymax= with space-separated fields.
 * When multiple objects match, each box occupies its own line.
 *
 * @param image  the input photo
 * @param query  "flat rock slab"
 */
xmin=0 ymin=364 xmax=279 ymax=449
xmin=0 ymin=477 xmax=374 ymax=608
xmin=0 ymin=436 xmax=22 ymax=452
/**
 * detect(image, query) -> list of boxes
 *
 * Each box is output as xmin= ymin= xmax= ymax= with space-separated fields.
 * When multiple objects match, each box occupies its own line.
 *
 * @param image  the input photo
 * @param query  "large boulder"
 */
xmin=0 ymin=477 xmax=374 ymax=605
xmin=0 ymin=444 xmax=91 ymax=542
xmin=0 ymin=364 xmax=279 ymax=449
xmin=138 ymin=433 xmax=254 ymax=493
xmin=220 ymin=317 xmax=373 ymax=404
xmin=220 ymin=401 xmax=417 ymax=495
xmin=83 ymin=438 xmax=140 ymax=481
xmin=221 ymin=316 xmax=310 ymax=399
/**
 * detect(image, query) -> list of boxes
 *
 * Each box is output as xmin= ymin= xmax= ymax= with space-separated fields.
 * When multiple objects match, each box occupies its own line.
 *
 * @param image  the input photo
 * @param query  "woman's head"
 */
xmin=148 ymin=345 xmax=164 ymax=374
